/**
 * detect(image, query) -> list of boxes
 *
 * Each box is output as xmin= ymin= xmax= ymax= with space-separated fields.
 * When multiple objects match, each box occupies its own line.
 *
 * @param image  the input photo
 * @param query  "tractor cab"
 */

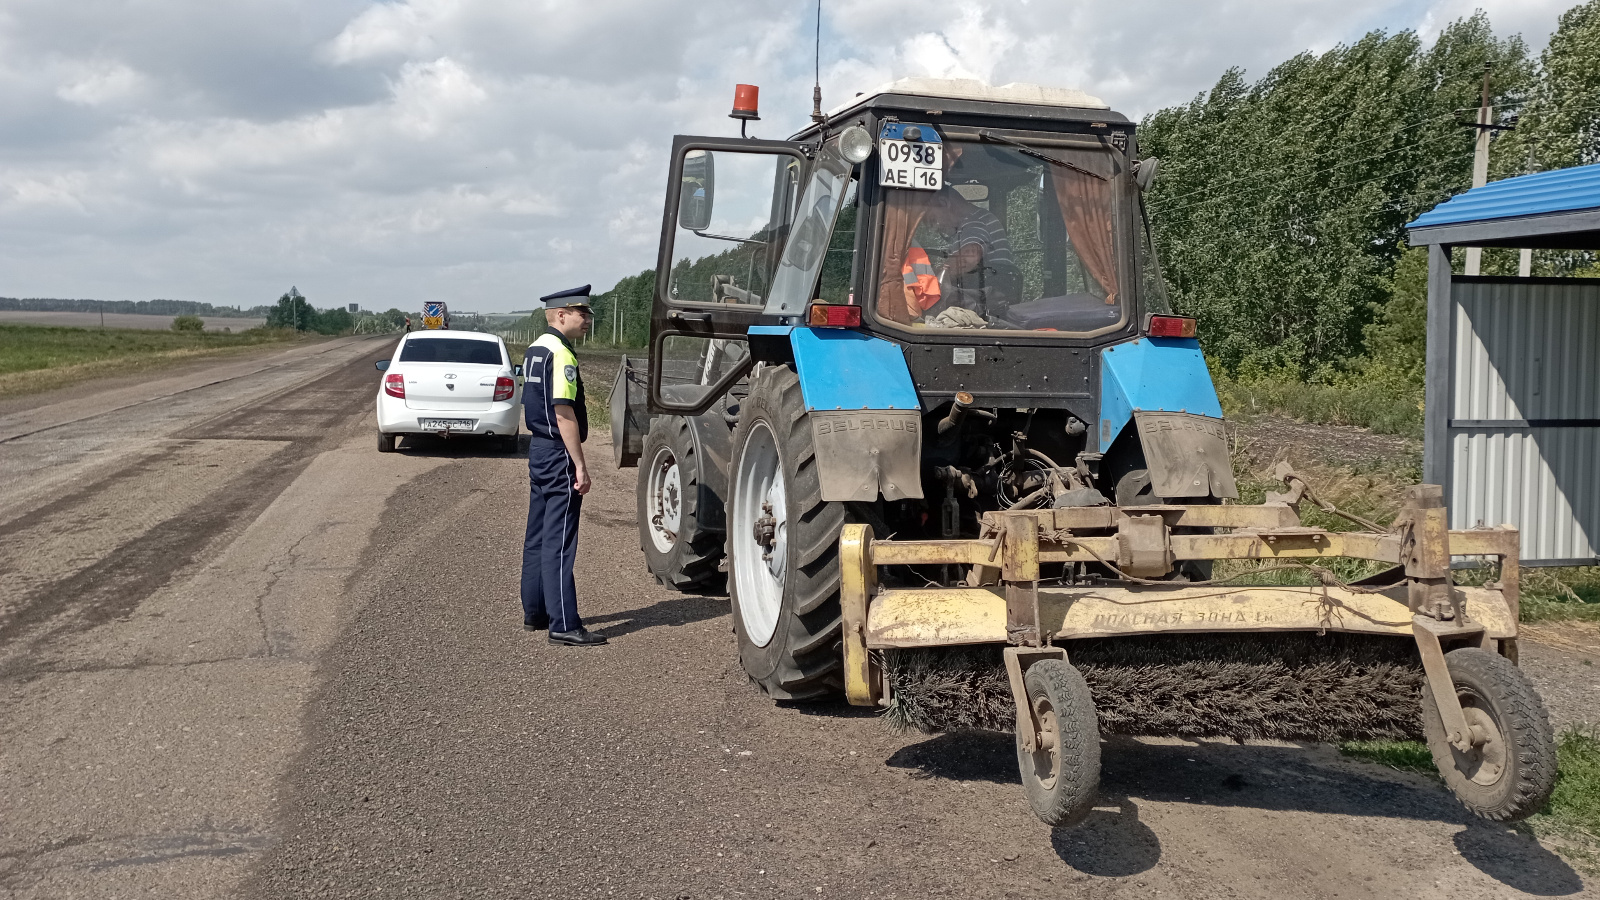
xmin=624 ymin=78 xmax=1211 ymax=509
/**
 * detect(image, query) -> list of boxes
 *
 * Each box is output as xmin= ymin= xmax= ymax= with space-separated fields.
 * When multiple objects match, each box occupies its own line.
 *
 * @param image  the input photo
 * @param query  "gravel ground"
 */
xmin=241 ymin=433 xmax=1590 ymax=900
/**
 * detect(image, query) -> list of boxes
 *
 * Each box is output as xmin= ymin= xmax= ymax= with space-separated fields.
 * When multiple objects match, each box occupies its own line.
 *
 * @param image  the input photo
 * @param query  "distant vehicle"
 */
xmin=375 ymin=330 xmax=521 ymax=453
xmin=422 ymin=301 xmax=449 ymax=330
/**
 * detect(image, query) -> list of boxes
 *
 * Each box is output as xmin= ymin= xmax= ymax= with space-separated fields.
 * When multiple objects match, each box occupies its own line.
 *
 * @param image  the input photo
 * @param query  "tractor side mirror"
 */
xmin=678 ymin=149 xmax=715 ymax=231
xmin=1135 ymin=157 xmax=1161 ymax=192
xmin=375 ymin=359 xmax=390 ymax=371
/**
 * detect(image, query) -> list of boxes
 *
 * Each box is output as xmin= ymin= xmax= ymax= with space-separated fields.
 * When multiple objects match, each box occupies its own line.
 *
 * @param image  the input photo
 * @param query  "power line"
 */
xmin=1157 ymin=150 xmax=1475 ymax=248
xmin=1152 ymin=126 xmax=1476 ymax=216
xmin=1148 ymin=61 xmax=1526 ymax=208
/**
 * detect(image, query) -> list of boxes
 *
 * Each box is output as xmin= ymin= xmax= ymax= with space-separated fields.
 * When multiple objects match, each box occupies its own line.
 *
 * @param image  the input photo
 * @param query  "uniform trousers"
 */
xmin=521 ymin=439 xmax=583 ymax=632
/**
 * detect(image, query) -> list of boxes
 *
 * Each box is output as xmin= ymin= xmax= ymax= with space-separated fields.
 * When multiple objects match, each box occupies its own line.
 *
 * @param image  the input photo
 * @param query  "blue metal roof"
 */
xmin=1409 ymin=163 xmax=1600 ymax=229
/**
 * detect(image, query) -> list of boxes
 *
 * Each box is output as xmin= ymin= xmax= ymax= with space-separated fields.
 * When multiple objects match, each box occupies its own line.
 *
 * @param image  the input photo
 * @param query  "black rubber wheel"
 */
xmin=503 ymin=433 xmax=521 ymax=454
xmin=1016 ymin=659 xmax=1101 ymax=827
xmin=726 ymin=365 xmax=849 ymax=700
xmin=1422 ymin=647 xmax=1557 ymax=822
xmin=638 ymin=415 xmax=724 ymax=592
xmin=377 ymin=432 xmax=396 ymax=453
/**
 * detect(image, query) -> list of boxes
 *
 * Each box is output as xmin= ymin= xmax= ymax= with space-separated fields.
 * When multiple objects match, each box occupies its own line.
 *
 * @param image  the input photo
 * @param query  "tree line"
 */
xmin=1141 ymin=3 xmax=1600 ymax=382
xmin=265 ymin=287 xmax=410 ymax=335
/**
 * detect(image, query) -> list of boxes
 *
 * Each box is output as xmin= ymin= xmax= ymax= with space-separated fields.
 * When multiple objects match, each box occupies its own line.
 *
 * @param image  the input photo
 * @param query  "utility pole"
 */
xmin=1520 ymin=142 xmax=1537 ymax=277
xmin=1465 ymin=65 xmax=1492 ymax=276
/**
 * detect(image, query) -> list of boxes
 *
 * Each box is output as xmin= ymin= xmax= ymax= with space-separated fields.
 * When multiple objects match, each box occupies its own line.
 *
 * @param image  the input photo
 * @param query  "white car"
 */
xmin=375 ymin=330 xmax=523 ymax=453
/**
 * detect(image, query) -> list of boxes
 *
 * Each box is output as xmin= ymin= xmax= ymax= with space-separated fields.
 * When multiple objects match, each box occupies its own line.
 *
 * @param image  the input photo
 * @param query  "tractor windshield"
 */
xmin=873 ymin=138 xmax=1129 ymax=336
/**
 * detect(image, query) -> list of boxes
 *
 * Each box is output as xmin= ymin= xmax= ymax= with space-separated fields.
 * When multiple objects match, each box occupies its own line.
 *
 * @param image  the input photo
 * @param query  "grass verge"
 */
xmin=574 ymin=346 xmax=627 ymax=431
xmin=1216 ymin=374 xmax=1423 ymax=439
xmin=0 ymin=323 xmax=307 ymax=399
xmin=1341 ymin=727 xmax=1600 ymax=864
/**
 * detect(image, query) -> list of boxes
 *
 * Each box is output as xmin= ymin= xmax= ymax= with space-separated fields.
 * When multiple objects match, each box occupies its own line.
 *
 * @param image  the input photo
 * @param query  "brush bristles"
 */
xmin=881 ymin=633 xmax=1425 ymax=742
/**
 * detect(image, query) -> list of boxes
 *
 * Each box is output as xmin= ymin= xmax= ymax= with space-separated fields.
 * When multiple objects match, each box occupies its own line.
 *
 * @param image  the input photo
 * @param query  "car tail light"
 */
xmin=384 ymin=373 xmax=405 ymax=398
xmin=808 ymin=303 xmax=862 ymax=328
xmin=1148 ymin=315 xmax=1197 ymax=338
xmin=493 ymin=376 xmax=515 ymax=402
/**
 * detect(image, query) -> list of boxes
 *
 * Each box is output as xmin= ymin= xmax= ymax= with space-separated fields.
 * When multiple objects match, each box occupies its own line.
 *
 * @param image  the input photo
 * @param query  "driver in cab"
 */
xmin=900 ymin=144 xmax=1017 ymax=325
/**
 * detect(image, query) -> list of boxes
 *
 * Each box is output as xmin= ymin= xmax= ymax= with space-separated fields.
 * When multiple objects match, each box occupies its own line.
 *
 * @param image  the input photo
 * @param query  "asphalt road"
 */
xmin=1 ymin=346 xmax=1595 ymax=899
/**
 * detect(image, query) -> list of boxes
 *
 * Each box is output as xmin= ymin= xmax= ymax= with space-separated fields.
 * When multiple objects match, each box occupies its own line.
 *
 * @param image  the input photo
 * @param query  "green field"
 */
xmin=0 ymin=323 xmax=305 ymax=398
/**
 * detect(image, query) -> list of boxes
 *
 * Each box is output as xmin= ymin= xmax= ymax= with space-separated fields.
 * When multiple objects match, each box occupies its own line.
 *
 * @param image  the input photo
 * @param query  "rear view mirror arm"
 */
xmin=692 ymin=231 xmax=767 ymax=245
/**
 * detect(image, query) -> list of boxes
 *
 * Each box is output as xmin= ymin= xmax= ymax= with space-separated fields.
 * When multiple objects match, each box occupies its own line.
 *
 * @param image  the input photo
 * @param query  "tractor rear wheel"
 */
xmin=726 ymin=365 xmax=847 ymax=700
xmin=1422 ymin=647 xmax=1556 ymax=822
xmin=638 ymin=415 xmax=724 ymax=592
xmin=1017 ymin=659 xmax=1101 ymax=827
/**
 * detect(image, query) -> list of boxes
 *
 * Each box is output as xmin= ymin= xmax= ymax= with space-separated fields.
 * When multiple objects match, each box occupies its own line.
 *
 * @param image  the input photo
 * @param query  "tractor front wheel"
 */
xmin=726 ymin=365 xmax=847 ymax=700
xmin=1422 ymin=647 xmax=1557 ymax=822
xmin=637 ymin=415 xmax=724 ymax=592
xmin=1016 ymin=659 xmax=1101 ymax=827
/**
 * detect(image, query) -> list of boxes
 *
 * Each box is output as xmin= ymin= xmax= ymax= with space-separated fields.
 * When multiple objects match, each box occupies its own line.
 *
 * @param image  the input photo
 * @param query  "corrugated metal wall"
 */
xmin=1449 ymin=279 xmax=1600 ymax=563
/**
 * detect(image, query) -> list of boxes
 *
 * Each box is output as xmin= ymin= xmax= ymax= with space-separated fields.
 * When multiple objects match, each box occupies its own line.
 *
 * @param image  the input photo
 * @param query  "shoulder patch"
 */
xmin=564 ymin=364 xmax=577 ymax=383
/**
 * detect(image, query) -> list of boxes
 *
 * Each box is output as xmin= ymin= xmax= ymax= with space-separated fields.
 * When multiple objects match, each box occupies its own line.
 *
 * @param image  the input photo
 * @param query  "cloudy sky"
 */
xmin=0 ymin=0 xmax=1574 ymax=313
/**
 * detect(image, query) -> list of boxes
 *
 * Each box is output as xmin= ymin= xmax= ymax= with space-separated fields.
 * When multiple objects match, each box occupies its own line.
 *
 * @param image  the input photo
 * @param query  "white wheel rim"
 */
xmin=732 ymin=421 xmax=786 ymax=648
xmin=645 ymin=445 xmax=682 ymax=554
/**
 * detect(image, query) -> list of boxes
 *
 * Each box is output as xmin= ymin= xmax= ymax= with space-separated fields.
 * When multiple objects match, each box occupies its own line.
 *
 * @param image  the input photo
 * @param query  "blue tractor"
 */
xmin=613 ymin=78 xmax=1551 ymax=828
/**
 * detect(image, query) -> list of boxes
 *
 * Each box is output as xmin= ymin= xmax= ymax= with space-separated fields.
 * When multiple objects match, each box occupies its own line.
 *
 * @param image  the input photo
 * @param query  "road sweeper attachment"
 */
xmin=838 ymin=470 xmax=1557 ymax=827
xmin=614 ymin=79 xmax=1558 ymax=831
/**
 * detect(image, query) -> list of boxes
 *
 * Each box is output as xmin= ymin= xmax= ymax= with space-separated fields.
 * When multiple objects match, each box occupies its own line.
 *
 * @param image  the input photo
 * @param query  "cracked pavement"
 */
xmin=0 ymin=336 xmax=447 ymax=897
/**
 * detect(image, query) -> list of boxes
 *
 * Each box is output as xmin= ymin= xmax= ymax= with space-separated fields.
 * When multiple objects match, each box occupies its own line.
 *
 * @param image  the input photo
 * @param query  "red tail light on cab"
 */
xmin=493 ymin=376 xmax=515 ymax=402
xmin=807 ymin=303 xmax=862 ymax=328
xmin=1148 ymin=315 xmax=1198 ymax=338
xmin=384 ymin=373 xmax=405 ymax=398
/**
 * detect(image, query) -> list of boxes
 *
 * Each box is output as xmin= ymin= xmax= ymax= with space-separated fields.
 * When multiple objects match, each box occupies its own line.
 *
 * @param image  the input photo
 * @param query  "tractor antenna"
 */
xmin=810 ymin=0 xmax=825 ymax=124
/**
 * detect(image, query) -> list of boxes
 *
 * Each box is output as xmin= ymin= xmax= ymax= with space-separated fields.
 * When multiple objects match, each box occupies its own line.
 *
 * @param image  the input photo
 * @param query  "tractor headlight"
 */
xmin=839 ymin=125 xmax=873 ymax=164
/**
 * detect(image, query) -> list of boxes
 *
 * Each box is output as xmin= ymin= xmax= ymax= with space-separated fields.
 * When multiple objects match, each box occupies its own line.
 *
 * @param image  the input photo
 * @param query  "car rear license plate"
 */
xmin=420 ymin=418 xmax=475 ymax=430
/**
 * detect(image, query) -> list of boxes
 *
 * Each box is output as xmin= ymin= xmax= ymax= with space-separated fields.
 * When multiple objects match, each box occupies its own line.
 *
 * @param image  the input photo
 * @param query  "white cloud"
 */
xmin=56 ymin=61 xmax=146 ymax=107
xmin=0 ymin=0 xmax=1576 ymax=311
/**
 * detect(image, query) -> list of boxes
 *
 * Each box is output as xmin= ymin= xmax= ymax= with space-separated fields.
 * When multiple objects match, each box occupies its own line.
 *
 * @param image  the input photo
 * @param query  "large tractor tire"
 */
xmin=726 ymin=365 xmax=848 ymax=700
xmin=637 ymin=415 xmax=724 ymax=592
xmin=1422 ymin=647 xmax=1557 ymax=821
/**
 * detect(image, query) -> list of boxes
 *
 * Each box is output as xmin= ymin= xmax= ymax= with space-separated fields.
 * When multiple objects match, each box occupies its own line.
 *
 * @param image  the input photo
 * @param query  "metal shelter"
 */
xmin=1408 ymin=164 xmax=1600 ymax=565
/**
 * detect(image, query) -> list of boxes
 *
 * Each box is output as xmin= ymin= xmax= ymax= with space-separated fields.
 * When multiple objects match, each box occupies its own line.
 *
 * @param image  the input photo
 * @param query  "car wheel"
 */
xmin=378 ymin=432 xmax=397 ymax=453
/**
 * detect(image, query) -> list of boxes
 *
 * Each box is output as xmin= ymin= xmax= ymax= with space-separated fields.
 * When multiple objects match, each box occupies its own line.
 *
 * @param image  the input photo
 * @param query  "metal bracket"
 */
xmin=1412 ymin=615 xmax=1487 ymax=752
xmin=1002 ymin=514 xmax=1042 ymax=645
xmin=1004 ymin=645 xmax=1068 ymax=752
xmin=839 ymin=523 xmax=880 ymax=707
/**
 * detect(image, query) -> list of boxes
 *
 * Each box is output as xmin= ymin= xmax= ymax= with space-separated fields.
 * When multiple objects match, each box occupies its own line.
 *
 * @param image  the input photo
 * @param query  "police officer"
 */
xmin=521 ymin=285 xmax=606 ymax=646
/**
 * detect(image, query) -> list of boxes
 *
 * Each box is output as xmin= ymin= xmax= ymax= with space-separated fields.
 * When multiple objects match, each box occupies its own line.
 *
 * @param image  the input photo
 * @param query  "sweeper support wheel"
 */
xmin=1422 ymin=646 xmax=1557 ymax=821
xmin=1007 ymin=649 xmax=1101 ymax=827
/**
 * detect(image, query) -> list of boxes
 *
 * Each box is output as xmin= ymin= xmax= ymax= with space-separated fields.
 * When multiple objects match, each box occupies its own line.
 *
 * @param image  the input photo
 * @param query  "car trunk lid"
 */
xmin=402 ymin=364 xmax=503 ymax=412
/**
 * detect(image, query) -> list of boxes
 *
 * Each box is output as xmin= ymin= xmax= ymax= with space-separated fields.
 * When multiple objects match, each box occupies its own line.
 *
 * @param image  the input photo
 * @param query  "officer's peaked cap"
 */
xmin=541 ymin=284 xmax=592 ymax=309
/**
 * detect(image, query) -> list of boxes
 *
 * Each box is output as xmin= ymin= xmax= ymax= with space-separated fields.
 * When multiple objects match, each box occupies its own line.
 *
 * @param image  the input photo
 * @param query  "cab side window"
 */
xmin=666 ymin=151 xmax=799 ymax=308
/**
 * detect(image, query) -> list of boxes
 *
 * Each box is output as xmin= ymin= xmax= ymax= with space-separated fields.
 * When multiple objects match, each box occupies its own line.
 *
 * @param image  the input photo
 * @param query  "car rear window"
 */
xmin=399 ymin=338 xmax=504 ymax=365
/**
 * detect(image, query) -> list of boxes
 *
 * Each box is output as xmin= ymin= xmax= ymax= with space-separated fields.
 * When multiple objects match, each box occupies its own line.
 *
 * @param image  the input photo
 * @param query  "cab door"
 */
xmin=648 ymin=136 xmax=809 ymax=415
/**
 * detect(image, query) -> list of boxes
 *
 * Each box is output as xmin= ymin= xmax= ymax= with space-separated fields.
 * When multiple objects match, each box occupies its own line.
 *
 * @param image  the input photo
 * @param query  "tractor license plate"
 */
xmin=878 ymin=140 xmax=942 ymax=191
xmin=419 ymin=418 xmax=474 ymax=431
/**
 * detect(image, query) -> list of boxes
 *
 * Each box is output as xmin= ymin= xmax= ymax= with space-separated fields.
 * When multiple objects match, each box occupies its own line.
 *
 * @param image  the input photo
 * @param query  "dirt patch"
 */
xmin=1230 ymin=413 xmax=1421 ymax=475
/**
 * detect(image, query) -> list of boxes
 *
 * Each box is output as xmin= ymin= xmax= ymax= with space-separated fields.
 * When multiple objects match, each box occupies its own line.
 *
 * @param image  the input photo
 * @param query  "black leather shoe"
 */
xmin=548 ymin=627 xmax=607 ymax=646
xmin=523 ymin=620 xmax=550 ymax=631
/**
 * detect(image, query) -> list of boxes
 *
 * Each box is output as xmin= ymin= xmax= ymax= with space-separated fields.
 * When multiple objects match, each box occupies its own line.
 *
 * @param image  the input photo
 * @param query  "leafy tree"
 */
xmin=171 ymin=314 xmax=204 ymax=332
xmin=1360 ymin=245 xmax=1428 ymax=384
xmin=1140 ymin=14 xmax=1530 ymax=377
xmin=311 ymin=307 xmax=354 ymax=335
xmin=266 ymin=287 xmax=314 ymax=331
xmin=590 ymin=269 xmax=656 ymax=347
